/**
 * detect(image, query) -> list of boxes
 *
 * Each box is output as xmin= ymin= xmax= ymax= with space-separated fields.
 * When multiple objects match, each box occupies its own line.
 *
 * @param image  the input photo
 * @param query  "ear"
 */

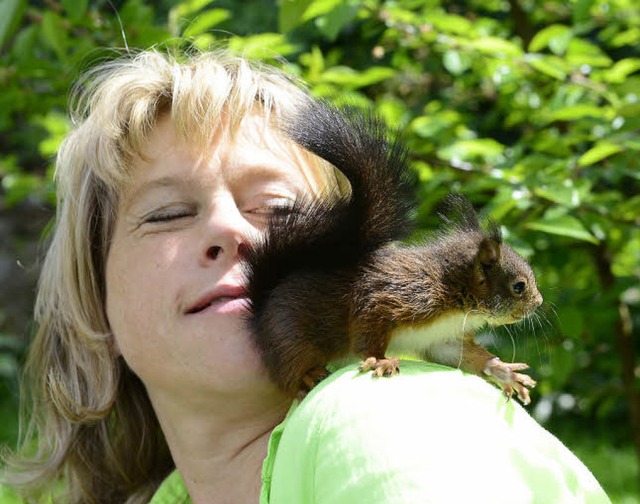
xmin=109 ymin=332 xmax=122 ymax=358
xmin=475 ymin=238 xmax=501 ymax=278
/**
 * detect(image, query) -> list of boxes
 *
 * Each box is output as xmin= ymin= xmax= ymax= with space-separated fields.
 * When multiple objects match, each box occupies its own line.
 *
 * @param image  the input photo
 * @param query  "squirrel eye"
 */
xmin=512 ymin=281 xmax=526 ymax=295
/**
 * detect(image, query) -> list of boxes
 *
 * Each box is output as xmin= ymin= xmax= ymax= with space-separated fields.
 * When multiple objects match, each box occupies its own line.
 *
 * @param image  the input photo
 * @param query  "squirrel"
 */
xmin=243 ymin=99 xmax=543 ymax=404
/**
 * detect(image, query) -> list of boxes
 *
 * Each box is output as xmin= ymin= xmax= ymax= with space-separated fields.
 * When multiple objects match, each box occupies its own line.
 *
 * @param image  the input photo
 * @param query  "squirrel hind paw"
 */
xmin=359 ymin=356 xmax=400 ymax=378
xmin=299 ymin=366 xmax=331 ymax=396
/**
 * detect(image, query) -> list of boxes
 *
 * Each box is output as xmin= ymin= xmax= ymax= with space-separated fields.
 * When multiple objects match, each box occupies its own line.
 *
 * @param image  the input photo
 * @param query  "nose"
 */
xmin=201 ymin=196 xmax=253 ymax=265
xmin=206 ymin=243 xmax=251 ymax=261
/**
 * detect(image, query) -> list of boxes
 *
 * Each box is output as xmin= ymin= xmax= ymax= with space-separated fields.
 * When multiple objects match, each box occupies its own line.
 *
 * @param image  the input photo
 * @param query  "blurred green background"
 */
xmin=0 ymin=0 xmax=638 ymax=501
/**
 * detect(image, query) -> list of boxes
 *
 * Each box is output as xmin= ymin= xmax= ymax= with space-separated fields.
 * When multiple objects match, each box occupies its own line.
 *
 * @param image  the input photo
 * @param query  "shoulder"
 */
xmin=269 ymin=361 xmax=610 ymax=504
xmin=291 ymin=360 xmax=530 ymax=438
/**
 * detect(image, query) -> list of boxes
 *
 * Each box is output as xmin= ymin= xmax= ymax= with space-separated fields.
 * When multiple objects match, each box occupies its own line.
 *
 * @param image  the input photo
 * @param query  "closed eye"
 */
xmin=143 ymin=205 xmax=196 ymax=223
xmin=246 ymin=197 xmax=299 ymax=217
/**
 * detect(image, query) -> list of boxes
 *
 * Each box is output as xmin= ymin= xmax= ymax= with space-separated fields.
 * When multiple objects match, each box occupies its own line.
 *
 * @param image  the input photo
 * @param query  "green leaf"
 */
xmin=300 ymin=45 xmax=325 ymax=82
xmin=566 ymin=39 xmax=612 ymax=68
xmin=424 ymin=12 xmax=474 ymax=37
xmin=279 ymin=0 xmax=311 ymax=33
xmin=547 ymin=104 xmax=611 ymax=122
xmin=533 ymin=180 xmax=591 ymax=208
xmin=0 ymin=0 xmax=25 ymax=48
xmin=315 ymin=2 xmax=360 ymax=41
xmin=572 ymin=0 xmax=595 ymax=24
xmin=525 ymin=215 xmax=599 ymax=244
xmin=40 ymin=11 xmax=68 ymax=61
xmin=2 ymin=173 xmax=44 ymax=207
xmin=469 ymin=37 xmax=522 ymax=57
xmin=602 ymin=58 xmax=640 ymax=84
xmin=318 ymin=66 xmax=395 ymax=89
xmin=183 ymin=9 xmax=230 ymax=37
xmin=442 ymin=50 xmax=470 ymax=75
xmin=302 ymin=0 xmax=344 ymax=21
xmin=609 ymin=27 xmax=640 ymax=48
xmin=60 ymin=0 xmax=88 ymax=22
xmin=578 ymin=142 xmax=622 ymax=166
xmin=437 ymin=138 xmax=505 ymax=162
xmin=410 ymin=111 xmax=460 ymax=138
xmin=169 ymin=0 xmax=214 ymax=34
xmin=10 ymin=24 xmax=37 ymax=63
xmin=34 ymin=112 xmax=71 ymax=157
xmin=170 ymin=0 xmax=213 ymax=19
xmin=529 ymin=24 xmax=572 ymax=55
xmin=525 ymin=54 xmax=567 ymax=80
xmin=228 ymin=33 xmax=299 ymax=58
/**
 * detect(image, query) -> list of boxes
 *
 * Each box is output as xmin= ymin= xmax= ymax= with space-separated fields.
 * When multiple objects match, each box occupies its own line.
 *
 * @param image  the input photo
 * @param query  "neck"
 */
xmin=149 ymin=387 xmax=292 ymax=504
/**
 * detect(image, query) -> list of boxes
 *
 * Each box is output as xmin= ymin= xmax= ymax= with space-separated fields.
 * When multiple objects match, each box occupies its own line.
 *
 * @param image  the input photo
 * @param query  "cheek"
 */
xmin=105 ymin=235 xmax=177 ymax=368
xmin=104 ymin=231 xmax=269 ymax=392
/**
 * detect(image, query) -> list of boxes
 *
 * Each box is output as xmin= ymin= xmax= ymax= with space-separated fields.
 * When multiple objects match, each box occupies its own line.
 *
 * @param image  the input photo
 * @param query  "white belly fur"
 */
xmin=387 ymin=312 xmax=487 ymax=357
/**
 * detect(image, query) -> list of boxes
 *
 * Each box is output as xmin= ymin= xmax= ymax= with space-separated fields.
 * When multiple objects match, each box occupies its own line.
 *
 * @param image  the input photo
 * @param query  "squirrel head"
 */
xmin=439 ymin=194 xmax=543 ymax=324
xmin=469 ymin=233 xmax=543 ymax=324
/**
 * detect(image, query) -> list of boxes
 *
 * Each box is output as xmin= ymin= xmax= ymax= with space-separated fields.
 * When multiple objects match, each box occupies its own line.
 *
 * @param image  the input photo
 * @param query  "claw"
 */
xmin=359 ymin=357 xmax=400 ymax=378
xmin=484 ymin=357 xmax=536 ymax=405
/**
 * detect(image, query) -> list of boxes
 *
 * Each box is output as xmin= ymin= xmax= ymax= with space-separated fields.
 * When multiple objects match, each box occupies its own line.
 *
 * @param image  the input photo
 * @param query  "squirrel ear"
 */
xmin=475 ymin=238 xmax=501 ymax=276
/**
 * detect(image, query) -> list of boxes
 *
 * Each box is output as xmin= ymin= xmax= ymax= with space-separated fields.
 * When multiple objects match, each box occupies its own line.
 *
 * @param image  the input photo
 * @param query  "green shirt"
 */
xmin=150 ymin=361 xmax=610 ymax=504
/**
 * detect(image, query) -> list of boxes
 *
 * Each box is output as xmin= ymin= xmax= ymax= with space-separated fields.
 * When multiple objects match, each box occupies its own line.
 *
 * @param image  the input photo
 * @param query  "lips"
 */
xmin=186 ymin=286 xmax=249 ymax=314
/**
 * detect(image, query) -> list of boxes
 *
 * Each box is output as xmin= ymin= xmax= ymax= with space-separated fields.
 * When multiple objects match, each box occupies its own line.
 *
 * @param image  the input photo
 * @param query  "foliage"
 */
xmin=0 ymin=0 xmax=639 ymax=498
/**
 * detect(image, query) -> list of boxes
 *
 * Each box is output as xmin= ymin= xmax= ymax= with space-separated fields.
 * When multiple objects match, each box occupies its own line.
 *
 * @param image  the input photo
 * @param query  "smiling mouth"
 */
xmin=186 ymin=295 xmax=248 ymax=314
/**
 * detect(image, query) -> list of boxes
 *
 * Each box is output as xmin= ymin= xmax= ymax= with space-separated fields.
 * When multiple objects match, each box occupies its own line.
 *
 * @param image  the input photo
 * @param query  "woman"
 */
xmin=1 ymin=49 xmax=609 ymax=503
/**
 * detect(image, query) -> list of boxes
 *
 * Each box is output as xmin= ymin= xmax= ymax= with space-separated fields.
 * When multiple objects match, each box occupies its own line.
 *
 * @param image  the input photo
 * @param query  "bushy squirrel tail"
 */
xmin=244 ymin=98 xmax=414 ymax=313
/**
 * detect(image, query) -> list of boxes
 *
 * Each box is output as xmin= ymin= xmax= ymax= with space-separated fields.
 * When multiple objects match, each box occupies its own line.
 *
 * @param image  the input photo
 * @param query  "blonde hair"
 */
xmin=2 ymin=49 xmax=342 ymax=503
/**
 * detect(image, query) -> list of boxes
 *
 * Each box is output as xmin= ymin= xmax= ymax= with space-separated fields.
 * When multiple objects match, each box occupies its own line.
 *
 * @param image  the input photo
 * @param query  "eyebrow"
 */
xmin=124 ymin=176 xmax=189 ymax=210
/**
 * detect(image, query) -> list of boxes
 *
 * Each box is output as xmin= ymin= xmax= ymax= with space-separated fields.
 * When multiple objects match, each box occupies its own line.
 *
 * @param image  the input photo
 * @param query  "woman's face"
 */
xmin=106 ymin=113 xmax=314 ymax=401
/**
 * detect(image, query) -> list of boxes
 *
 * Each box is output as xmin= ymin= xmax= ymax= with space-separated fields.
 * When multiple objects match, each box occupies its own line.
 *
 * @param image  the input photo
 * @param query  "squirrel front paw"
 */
xmin=359 ymin=356 xmax=400 ymax=377
xmin=483 ymin=357 xmax=536 ymax=405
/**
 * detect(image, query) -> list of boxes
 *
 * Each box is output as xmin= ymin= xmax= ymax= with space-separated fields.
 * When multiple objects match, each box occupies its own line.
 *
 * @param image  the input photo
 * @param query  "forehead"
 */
xmin=123 ymin=112 xmax=326 ymax=197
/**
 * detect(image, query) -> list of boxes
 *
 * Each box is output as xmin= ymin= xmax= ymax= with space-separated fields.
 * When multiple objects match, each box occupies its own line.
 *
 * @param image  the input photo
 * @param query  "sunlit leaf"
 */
xmin=602 ymin=58 xmax=640 ymax=84
xmin=578 ymin=142 xmax=622 ymax=166
xmin=424 ymin=12 xmax=474 ymax=36
xmin=183 ymin=9 xmax=230 ymax=37
xmin=319 ymin=66 xmax=395 ymax=89
xmin=438 ymin=138 xmax=505 ymax=162
xmin=279 ymin=0 xmax=311 ymax=32
xmin=609 ymin=27 xmax=640 ymax=48
xmin=548 ymin=104 xmax=612 ymax=122
xmin=566 ymin=39 xmax=613 ymax=68
xmin=228 ymin=33 xmax=299 ymax=58
xmin=534 ymin=185 xmax=582 ymax=208
xmin=525 ymin=54 xmax=567 ymax=80
xmin=168 ymin=0 xmax=214 ymax=34
xmin=470 ymin=37 xmax=522 ymax=57
xmin=302 ymin=0 xmax=344 ymax=20
xmin=442 ymin=50 xmax=470 ymax=75
xmin=526 ymin=215 xmax=599 ymax=244
xmin=529 ymin=24 xmax=572 ymax=54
